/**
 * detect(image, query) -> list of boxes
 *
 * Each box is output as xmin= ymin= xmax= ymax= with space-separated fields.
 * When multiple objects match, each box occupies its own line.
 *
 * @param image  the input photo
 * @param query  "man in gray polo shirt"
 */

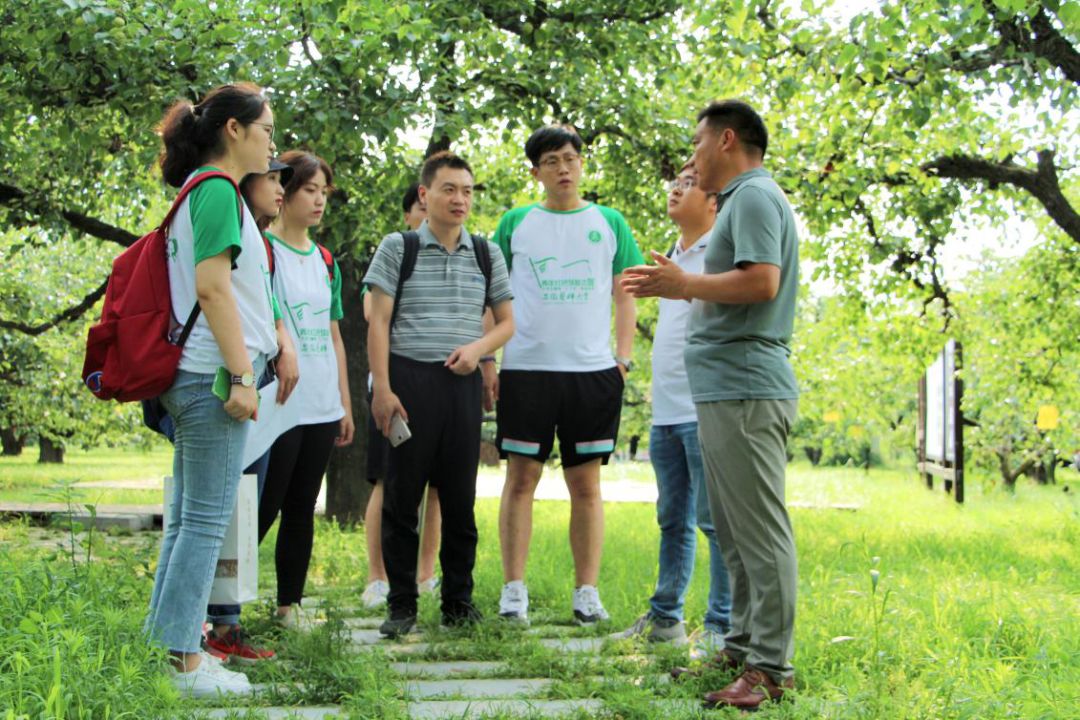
xmin=622 ymin=100 xmax=799 ymax=711
xmin=365 ymin=151 xmax=514 ymax=637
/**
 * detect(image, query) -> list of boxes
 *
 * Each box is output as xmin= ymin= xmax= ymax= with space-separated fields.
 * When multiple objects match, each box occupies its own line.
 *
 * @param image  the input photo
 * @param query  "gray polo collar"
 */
xmin=417 ymin=219 xmax=473 ymax=250
xmin=718 ymin=167 xmax=770 ymax=197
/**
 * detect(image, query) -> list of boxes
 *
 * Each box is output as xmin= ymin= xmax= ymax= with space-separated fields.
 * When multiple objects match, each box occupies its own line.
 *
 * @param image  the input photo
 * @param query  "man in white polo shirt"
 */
xmin=613 ymin=162 xmax=731 ymax=656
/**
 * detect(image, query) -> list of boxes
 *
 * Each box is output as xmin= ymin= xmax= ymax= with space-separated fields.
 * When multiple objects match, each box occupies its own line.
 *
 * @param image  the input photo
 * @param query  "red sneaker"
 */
xmin=204 ymin=626 xmax=276 ymax=664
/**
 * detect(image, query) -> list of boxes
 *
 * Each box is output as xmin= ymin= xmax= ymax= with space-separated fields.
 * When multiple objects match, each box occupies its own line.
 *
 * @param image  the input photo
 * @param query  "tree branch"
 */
xmin=990 ymin=3 xmax=1080 ymax=85
xmin=922 ymin=150 xmax=1080 ymax=244
xmin=0 ymin=181 xmax=139 ymax=247
xmin=0 ymin=279 xmax=108 ymax=335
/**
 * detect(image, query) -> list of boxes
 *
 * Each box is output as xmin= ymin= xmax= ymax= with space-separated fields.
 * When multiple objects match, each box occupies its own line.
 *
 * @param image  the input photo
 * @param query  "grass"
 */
xmin=0 ymin=445 xmax=172 ymax=505
xmin=1 ymin=456 xmax=1078 ymax=718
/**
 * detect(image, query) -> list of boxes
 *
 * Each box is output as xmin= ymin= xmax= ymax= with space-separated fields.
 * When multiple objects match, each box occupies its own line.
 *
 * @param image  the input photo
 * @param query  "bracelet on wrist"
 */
xmin=479 ymin=355 xmax=497 ymax=363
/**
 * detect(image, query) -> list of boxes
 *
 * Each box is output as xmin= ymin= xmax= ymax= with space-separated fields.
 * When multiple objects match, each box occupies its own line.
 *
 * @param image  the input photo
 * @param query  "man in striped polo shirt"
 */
xmin=365 ymin=152 xmax=515 ymax=637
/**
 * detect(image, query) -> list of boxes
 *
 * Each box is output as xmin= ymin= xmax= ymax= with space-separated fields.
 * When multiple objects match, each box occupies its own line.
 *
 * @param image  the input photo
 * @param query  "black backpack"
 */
xmin=389 ymin=231 xmax=493 ymax=328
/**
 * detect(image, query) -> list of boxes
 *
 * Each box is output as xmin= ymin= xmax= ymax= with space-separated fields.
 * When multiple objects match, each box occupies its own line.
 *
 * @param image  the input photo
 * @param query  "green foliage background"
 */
xmin=0 ymin=0 xmax=1076 ymax=483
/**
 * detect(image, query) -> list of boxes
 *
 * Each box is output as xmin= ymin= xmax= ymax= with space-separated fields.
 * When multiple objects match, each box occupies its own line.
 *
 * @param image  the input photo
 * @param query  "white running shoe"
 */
xmin=572 ymin=585 xmax=610 ymax=625
xmin=498 ymin=581 xmax=529 ymax=625
xmin=417 ymin=575 xmax=440 ymax=596
xmin=688 ymin=627 xmax=727 ymax=661
xmin=170 ymin=651 xmax=253 ymax=699
xmin=610 ymin=613 xmax=687 ymax=643
xmin=361 ymin=580 xmax=390 ymax=609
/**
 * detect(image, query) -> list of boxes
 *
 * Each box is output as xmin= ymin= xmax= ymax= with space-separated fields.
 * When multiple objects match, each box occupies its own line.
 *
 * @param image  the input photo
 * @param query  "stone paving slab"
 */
xmin=206 ymin=708 xmax=342 ymax=719
xmin=537 ymin=637 xmax=605 ymax=653
xmin=406 ymin=699 xmax=604 ymax=719
xmin=391 ymin=660 xmax=505 ymax=678
xmin=405 ymin=677 xmax=553 ymax=699
xmin=344 ymin=616 xmax=383 ymax=628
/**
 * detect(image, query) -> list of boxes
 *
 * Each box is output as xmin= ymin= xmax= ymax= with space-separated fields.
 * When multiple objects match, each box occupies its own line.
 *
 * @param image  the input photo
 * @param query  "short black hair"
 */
xmin=420 ymin=150 xmax=473 ymax=187
xmin=524 ymin=124 xmax=583 ymax=166
xmin=402 ymin=182 xmax=421 ymax=213
xmin=697 ymin=100 xmax=768 ymax=158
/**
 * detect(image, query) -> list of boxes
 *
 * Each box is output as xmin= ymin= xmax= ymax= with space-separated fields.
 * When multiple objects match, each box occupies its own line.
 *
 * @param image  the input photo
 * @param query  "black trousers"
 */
xmin=258 ymin=420 xmax=339 ymax=606
xmin=383 ymin=354 xmax=482 ymax=615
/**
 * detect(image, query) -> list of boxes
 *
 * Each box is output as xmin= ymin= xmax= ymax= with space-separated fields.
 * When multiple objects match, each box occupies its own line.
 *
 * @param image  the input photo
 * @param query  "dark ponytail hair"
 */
xmin=158 ymin=83 xmax=269 ymax=188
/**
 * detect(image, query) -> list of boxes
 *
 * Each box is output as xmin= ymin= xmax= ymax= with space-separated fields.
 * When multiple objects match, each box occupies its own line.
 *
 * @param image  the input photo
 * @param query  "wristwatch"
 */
xmin=615 ymin=356 xmax=633 ymax=373
xmin=231 ymin=372 xmax=256 ymax=388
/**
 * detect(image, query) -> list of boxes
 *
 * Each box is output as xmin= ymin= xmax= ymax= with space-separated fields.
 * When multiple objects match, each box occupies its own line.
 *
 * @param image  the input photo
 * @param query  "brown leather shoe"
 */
xmin=670 ymin=649 xmax=742 ymax=680
xmin=702 ymin=667 xmax=793 ymax=710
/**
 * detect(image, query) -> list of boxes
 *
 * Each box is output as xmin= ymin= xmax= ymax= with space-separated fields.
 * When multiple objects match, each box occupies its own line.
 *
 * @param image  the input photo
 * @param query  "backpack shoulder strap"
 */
xmin=472 ymin=234 xmax=493 ymax=305
xmin=665 ymin=241 xmax=678 ymax=259
xmin=166 ymin=170 xmax=243 ymax=231
xmin=390 ymin=231 xmax=420 ymax=330
xmin=168 ymin=171 xmax=245 ymax=347
xmin=316 ymin=243 xmax=335 ymax=281
xmin=262 ymin=233 xmax=275 ymax=278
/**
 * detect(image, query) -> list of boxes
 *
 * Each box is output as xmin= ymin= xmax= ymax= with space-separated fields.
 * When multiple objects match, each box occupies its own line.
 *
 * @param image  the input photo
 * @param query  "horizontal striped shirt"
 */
xmin=363 ymin=221 xmax=513 ymax=363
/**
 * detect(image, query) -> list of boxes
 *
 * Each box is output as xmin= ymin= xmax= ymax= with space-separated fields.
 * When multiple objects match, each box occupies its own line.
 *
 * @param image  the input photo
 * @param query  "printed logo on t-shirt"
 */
xmin=286 ymin=301 xmax=332 ymax=355
xmin=528 ymin=255 xmax=595 ymax=305
xmin=167 ymin=237 xmax=178 ymax=260
xmin=588 ymin=230 xmax=602 ymax=244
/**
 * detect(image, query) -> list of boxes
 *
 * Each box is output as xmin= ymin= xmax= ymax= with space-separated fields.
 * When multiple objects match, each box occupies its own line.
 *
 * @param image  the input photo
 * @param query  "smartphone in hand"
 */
xmin=388 ymin=413 xmax=412 ymax=447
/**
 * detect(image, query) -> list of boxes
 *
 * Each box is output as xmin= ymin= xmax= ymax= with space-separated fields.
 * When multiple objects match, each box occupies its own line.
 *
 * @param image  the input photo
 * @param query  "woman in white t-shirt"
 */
xmin=147 ymin=83 xmax=280 ymax=699
xmin=258 ymin=151 xmax=354 ymax=626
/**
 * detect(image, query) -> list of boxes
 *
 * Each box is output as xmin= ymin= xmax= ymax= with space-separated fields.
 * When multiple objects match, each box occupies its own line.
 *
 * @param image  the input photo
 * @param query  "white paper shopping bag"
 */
xmin=162 ymin=473 xmax=258 ymax=604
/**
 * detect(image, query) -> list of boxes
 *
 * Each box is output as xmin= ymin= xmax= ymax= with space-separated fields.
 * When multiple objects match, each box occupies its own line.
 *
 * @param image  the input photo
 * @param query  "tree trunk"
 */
xmin=38 ymin=436 xmax=64 ymax=464
xmin=324 ymin=255 xmax=373 ymax=526
xmin=804 ymin=446 xmax=822 ymax=466
xmin=1 ymin=427 xmax=22 ymax=456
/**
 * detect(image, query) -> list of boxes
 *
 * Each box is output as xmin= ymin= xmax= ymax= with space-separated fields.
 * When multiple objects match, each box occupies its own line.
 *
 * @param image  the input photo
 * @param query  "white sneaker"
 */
xmin=362 ymin=580 xmax=389 ymax=609
xmin=498 ymin=581 xmax=529 ymax=625
xmin=274 ymin=604 xmax=302 ymax=630
xmin=688 ymin=627 xmax=727 ymax=661
xmin=572 ymin=585 xmax=610 ymax=625
xmin=417 ymin=575 xmax=440 ymax=596
xmin=170 ymin=652 xmax=253 ymax=699
xmin=610 ymin=613 xmax=687 ymax=643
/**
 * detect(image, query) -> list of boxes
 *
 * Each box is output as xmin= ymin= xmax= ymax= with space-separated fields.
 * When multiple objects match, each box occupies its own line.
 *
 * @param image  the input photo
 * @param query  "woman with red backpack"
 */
xmin=145 ymin=83 xmax=280 ymax=698
xmin=257 ymin=150 xmax=354 ymax=627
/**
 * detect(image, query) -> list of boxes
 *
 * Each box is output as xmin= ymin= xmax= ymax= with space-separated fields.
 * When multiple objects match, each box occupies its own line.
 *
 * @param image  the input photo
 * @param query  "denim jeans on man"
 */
xmin=145 ymin=355 xmax=265 ymax=653
xmin=648 ymin=421 xmax=731 ymax=633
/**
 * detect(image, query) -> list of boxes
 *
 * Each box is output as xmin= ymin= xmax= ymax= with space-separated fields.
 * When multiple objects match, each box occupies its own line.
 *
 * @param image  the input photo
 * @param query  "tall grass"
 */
xmin=1 ymin=461 xmax=1077 ymax=718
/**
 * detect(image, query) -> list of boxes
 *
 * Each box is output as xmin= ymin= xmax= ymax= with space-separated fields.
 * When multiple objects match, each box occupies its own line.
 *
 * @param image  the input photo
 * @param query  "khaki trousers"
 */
xmin=696 ymin=398 xmax=798 ymax=682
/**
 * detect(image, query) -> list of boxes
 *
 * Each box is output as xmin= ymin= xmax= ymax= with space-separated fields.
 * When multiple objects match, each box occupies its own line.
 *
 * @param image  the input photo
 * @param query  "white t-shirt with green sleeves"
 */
xmin=269 ymin=232 xmax=345 ymax=425
xmin=493 ymin=202 xmax=644 ymax=372
xmin=166 ymin=167 xmax=278 ymax=374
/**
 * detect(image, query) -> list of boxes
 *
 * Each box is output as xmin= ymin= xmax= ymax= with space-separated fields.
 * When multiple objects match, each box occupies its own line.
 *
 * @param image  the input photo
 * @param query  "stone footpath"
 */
xmin=204 ymin=605 xmax=706 ymax=719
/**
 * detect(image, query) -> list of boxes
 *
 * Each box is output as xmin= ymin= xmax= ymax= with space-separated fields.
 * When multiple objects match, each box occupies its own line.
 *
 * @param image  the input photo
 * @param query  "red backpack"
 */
xmin=82 ymin=171 xmax=242 ymax=402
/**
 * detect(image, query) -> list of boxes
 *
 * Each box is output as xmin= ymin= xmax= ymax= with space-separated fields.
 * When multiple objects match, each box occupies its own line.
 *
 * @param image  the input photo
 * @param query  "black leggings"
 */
xmin=258 ymin=420 xmax=339 ymax=606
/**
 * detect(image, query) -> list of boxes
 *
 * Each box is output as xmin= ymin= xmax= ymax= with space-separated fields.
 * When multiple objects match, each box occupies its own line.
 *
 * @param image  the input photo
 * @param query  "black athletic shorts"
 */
xmin=495 ymin=367 xmax=624 ymax=467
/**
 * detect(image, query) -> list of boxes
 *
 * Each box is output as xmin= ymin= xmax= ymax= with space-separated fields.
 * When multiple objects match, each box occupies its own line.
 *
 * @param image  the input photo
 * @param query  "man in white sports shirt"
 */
xmin=492 ymin=124 xmax=644 ymax=625
xmin=612 ymin=161 xmax=732 ymax=658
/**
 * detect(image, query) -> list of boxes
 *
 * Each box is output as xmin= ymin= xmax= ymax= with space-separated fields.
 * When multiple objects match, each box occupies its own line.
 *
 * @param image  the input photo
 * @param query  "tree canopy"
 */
xmin=0 ymin=0 xmax=1075 ymax=493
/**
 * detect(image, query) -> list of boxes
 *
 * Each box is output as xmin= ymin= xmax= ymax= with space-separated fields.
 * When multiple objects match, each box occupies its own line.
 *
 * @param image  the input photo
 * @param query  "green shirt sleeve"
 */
xmin=272 ymin=295 xmax=282 ymax=321
xmin=330 ymin=259 xmax=344 ymax=321
xmin=730 ymin=187 xmax=783 ymax=267
xmin=188 ymin=177 xmax=242 ymax=264
xmin=492 ymin=205 xmax=534 ymax=271
xmin=599 ymin=205 xmax=645 ymax=274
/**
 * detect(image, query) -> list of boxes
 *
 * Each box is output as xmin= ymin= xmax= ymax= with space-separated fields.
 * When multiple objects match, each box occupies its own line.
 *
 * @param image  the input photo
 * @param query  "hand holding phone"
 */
xmin=388 ymin=413 xmax=412 ymax=447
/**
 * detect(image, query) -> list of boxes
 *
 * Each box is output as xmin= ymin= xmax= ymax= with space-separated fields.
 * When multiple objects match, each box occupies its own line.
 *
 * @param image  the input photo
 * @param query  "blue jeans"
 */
xmin=205 ymin=449 xmax=270 ymax=627
xmin=648 ymin=422 xmax=732 ymax=633
xmin=145 ymin=357 xmax=264 ymax=653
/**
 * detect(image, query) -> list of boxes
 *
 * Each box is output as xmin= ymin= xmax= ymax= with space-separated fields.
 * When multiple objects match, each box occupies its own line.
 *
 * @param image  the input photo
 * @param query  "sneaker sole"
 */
xmin=498 ymin=612 xmax=530 ymax=627
xmin=573 ymin=611 xmax=610 ymax=626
